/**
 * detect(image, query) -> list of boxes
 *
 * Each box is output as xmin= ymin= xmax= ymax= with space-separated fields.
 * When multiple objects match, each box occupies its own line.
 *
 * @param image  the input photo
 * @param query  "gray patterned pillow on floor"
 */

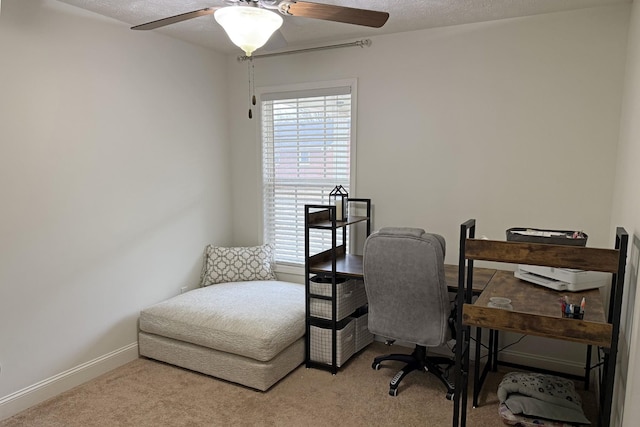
xmin=200 ymin=244 xmax=277 ymax=286
xmin=497 ymin=372 xmax=590 ymax=424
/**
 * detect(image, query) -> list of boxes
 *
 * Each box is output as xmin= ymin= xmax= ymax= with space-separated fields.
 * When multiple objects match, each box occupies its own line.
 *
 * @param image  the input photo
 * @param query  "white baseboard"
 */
xmin=0 ymin=342 xmax=139 ymax=422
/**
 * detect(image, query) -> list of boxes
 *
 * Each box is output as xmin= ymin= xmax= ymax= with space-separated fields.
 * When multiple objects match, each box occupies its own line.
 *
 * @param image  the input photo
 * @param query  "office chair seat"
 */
xmin=363 ymin=227 xmax=455 ymax=399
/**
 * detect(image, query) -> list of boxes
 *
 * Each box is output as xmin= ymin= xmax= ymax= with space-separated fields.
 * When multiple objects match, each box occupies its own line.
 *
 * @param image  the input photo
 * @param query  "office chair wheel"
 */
xmin=446 ymin=391 xmax=454 ymax=400
xmin=389 ymin=388 xmax=398 ymax=397
xmin=372 ymin=362 xmax=381 ymax=370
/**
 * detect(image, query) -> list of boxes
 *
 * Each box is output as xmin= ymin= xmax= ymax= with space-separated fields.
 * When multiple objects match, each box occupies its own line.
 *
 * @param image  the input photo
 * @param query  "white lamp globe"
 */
xmin=214 ymin=6 xmax=283 ymax=57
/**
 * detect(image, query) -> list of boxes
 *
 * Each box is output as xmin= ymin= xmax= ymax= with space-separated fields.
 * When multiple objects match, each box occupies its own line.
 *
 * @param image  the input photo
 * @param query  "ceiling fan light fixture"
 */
xmin=214 ymin=6 xmax=283 ymax=57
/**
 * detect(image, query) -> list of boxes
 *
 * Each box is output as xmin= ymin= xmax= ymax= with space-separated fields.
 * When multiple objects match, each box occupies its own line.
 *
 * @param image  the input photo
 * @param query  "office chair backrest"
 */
xmin=363 ymin=227 xmax=450 ymax=347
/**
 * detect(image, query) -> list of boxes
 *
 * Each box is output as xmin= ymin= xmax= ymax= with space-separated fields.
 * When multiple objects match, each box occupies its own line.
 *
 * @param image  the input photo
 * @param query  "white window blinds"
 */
xmin=262 ymin=85 xmax=353 ymax=266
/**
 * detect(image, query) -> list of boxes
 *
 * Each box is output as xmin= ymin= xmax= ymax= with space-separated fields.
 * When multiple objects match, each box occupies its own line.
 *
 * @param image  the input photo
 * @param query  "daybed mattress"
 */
xmin=139 ymin=280 xmax=305 ymax=361
xmin=138 ymin=280 xmax=305 ymax=390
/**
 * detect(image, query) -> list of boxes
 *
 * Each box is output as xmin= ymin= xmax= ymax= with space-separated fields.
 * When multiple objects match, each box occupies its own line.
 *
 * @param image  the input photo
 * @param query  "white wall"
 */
xmin=0 ymin=0 xmax=634 ymax=423
xmin=228 ymin=5 xmax=630 ymax=374
xmin=230 ymin=6 xmax=628 ymax=251
xmin=0 ymin=0 xmax=231 ymax=418
xmin=611 ymin=2 xmax=640 ymax=426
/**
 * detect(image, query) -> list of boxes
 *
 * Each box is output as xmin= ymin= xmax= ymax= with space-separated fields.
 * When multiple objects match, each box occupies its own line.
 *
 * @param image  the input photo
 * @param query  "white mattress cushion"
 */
xmin=139 ymin=280 xmax=305 ymax=362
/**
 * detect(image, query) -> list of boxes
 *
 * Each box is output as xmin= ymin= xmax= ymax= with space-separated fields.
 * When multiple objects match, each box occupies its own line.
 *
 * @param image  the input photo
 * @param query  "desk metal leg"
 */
xmin=473 ymin=327 xmax=482 ymax=407
xmin=454 ymin=324 xmax=472 ymax=427
xmin=473 ymin=328 xmax=497 ymax=408
xmin=600 ymin=349 xmax=613 ymax=427
xmin=461 ymin=329 xmax=471 ymax=427
xmin=584 ymin=345 xmax=592 ymax=391
xmin=453 ymin=323 xmax=468 ymax=425
xmin=492 ymin=330 xmax=499 ymax=371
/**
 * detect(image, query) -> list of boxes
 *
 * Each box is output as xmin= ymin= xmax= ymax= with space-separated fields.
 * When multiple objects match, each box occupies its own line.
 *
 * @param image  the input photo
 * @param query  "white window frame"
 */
xmin=257 ymin=79 xmax=358 ymax=276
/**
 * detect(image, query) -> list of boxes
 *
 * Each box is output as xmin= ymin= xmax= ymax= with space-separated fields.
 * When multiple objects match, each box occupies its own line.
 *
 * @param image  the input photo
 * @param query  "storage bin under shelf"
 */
xmin=309 ymin=277 xmax=368 ymax=321
xmin=309 ymin=318 xmax=356 ymax=367
xmin=352 ymin=311 xmax=374 ymax=352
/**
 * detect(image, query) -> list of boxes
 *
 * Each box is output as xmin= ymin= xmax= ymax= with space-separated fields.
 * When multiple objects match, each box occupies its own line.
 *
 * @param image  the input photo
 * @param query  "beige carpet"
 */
xmin=1 ymin=342 xmax=596 ymax=426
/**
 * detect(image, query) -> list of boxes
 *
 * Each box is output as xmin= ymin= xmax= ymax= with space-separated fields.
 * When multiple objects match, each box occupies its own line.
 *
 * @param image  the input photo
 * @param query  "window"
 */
xmin=261 ymin=81 xmax=356 ymax=267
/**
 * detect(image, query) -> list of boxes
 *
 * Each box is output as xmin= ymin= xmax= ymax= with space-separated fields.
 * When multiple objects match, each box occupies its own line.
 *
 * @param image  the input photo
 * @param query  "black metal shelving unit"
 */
xmin=304 ymin=198 xmax=371 ymax=374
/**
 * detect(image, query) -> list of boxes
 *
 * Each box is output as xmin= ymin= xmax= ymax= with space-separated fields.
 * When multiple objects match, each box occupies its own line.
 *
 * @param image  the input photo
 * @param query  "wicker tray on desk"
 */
xmin=506 ymin=228 xmax=587 ymax=246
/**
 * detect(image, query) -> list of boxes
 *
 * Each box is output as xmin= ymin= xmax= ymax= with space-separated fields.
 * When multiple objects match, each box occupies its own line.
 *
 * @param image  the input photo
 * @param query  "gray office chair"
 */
xmin=363 ymin=227 xmax=455 ymax=398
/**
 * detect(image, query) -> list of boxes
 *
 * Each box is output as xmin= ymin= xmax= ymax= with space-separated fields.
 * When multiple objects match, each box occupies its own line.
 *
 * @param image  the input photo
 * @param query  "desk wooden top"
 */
xmin=309 ymin=254 xmax=364 ymax=278
xmin=463 ymin=270 xmax=612 ymax=348
xmin=309 ymin=259 xmax=496 ymax=291
xmin=444 ymin=264 xmax=496 ymax=294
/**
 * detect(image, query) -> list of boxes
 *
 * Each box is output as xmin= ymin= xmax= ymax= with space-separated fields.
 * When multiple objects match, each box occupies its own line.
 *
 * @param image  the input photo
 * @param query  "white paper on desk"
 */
xmin=513 ymin=230 xmax=566 ymax=238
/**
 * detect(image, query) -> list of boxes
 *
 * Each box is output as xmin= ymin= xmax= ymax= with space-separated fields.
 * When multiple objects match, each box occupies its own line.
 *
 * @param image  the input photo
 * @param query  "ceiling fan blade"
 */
xmin=131 ymin=7 xmax=219 ymax=31
xmin=285 ymin=1 xmax=389 ymax=28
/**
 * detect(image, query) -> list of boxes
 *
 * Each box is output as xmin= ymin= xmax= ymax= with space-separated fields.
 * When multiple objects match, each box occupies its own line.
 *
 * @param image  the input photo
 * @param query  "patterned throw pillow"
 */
xmin=200 ymin=244 xmax=277 ymax=286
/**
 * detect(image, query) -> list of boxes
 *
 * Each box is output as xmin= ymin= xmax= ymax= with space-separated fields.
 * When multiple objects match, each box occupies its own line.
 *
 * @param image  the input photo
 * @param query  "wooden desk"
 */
xmin=462 ymin=270 xmax=611 ymax=413
xmin=444 ymin=264 xmax=495 ymax=294
xmin=309 ymin=261 xmax=495 ymax=292
xmin=452 ymin=222 xmax=628 ymax=427
xmin=463 ymin=271 xmax=611 ymax=347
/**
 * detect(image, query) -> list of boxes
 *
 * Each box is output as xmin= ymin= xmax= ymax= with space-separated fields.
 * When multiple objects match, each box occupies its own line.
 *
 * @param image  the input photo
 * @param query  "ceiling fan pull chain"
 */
xmin=248 ymin=58 xmax=253 ymax=119
xmin=251 ymin=60 xmax=256 ymax=106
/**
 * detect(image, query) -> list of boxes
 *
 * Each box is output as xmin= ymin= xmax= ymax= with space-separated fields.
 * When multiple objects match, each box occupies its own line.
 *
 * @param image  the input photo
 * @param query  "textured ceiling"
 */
xmin=55 ymin=0 xmax=630 ymax=54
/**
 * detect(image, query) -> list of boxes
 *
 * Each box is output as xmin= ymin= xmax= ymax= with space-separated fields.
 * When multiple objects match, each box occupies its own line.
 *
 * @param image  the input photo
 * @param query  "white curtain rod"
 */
xmin=237 ymin=39 xmax=372 ymax=61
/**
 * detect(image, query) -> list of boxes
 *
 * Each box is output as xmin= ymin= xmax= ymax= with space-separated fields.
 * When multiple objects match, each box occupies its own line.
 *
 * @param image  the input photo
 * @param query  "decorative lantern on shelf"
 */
xmin=329 ymin=185 xmax=349 ymax=221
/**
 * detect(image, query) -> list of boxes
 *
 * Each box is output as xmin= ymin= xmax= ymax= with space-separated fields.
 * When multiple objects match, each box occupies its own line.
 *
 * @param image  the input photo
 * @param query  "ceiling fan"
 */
xmin=132 ymin=0 xmax=389 ymax=56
